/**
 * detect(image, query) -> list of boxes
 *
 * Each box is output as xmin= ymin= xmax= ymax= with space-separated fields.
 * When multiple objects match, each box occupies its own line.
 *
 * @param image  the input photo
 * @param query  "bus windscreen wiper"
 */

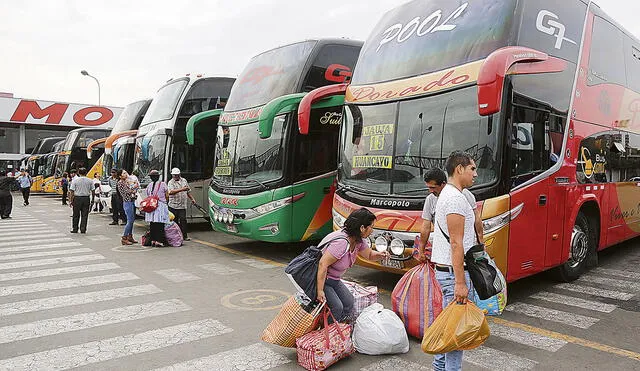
xmin=339 ymin=183 xmax=387 ymax=196
xmin=239 ymin=178 xmax=268 ymax=190
xmin=394 ymin=188 xmax=427 ymax=195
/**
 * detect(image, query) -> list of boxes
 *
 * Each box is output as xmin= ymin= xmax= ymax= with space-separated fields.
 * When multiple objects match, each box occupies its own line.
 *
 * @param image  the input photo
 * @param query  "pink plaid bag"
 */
xmin=341 ymin=280 xmax=378 ymax=319
xmin=296 ymin=308 xmax=354 ymax=371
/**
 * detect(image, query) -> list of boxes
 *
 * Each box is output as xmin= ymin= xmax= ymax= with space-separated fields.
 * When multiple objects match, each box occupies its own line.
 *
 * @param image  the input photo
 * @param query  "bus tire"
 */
xmin=556 ymin=212 xmax=594 ymax=282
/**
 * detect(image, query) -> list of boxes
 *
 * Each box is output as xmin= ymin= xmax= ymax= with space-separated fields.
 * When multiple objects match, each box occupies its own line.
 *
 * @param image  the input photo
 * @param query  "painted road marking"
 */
xmin=0 ymin=228 xmax=57 ymax=236
xmin=0 ymin=284 xmax=162 ymax=316
xmin=594 ymin=267 xmax=640 ymax=280
xmin=0 ymin=242 xmax=83 ymax=253
xmin=0 ymin=224 xmax=48 ymax=230
xmin=0 ymin=319 xmax=233 ymax=370
xmin=235 ymin=258 xmax=277 ymax=270
xmin=579 ymin=275 xmax=640 ymax=291
xmin=221 ymin=289 xmax=290 ymax=311
xmin=0 ymin=299 xmax=191 ymax=344
xmin=87 ymin=235 xmax=111 ymax=241
xmin=198 ymin=263 xmax=243 ymax=276
xmin=192 ymin=239 xmax=284 ymax=267
xmin=553 ymin=283 xmax=635 ymax=301
xmin=505 ymin=303 xmax=599 ymax=329
xmin=489 ymin=323 xmax=567 ymax=352
xmin=464 ymin=346 xmax=537 ymax=370
xmin=0 ymin=272 xmax=140 ymax=297
xmin=154 ymin=269 xmax=201 ymax=283
xmin=530 ymin=291 xmax=617 ymax=313
xmin=0 ymin=233 xmax=66 ymax=242
xmin=0 ymin=262 xmax=121 ymax=282
xmin=0 ymin=237 xmax=74 ymax=248
xmin=0 ymin=254 xmax=105 ymax=271
xmin=152 ymin=342 xmax=290 ymax=371
xmin=0 ymin=248 xmax=94 ymax=261
xmin=361 ymin=356 xmax=429 ymax=370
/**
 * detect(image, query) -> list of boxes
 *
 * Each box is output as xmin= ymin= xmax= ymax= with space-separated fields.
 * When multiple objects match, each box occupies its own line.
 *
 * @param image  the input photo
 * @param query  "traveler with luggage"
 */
xmin=144 ymin=169 xmax=169 ymax=247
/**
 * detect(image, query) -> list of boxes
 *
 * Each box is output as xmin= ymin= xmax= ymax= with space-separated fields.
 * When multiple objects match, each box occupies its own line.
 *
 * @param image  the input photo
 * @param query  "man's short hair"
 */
xmin=445 ymin=151 xmax=474 ymax=176
xmin=78 ymin=167 xmax=87 ymax=176
xmin=423 ymin=168 xmax=447 ymax=184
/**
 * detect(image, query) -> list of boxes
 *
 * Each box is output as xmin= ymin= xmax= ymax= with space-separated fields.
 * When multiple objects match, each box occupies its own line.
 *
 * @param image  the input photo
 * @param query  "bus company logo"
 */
xmin=220 ymin=197 xmax=239 ymax=206
xmin=577 ymin=146 xmax=606 ymax=179
xmin=220 ymin=107 xmax=263 ymax=124
xmin=222 ymin=188 xmax=241 ymax=195
xmin=370 ymin=198 xmax=411 ymax=208
xmin=535 ymin=10 xmax=577 ymax=50
xmin=320 ymin=111 xmax=342 ymax=125
xmin=325 ymin=64 xmax=352 ymax=83
xmin=9 ymin=100 xmax=115 ymax=127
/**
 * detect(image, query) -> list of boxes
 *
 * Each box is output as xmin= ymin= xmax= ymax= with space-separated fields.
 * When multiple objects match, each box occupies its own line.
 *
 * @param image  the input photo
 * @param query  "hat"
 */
xmin=149 ymin=170 xmax=160 ymax=176
xmin=171 ymin=168 xmax=181 ymax=175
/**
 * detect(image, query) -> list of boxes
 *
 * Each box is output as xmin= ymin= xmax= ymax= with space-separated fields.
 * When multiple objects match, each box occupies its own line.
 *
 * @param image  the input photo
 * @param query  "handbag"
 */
xmin=296 ymin=308 xmax=354 ymax=370
xmin=140 ymin=182 xmax=160 ymax=213
xmin=262 ymin=296 xmax=325 ymax=348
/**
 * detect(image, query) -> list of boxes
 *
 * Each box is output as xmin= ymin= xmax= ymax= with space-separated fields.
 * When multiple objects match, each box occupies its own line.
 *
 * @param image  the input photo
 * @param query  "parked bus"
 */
xmin=328 ymin=0 xmax=640 ymax=282
xmin=133 ymin=75 xmax=235 ymax=219
xmin=26 ymin=137 xmax=65 ymax=192
xmin=188 ymin=39 xmax=362 ymax=242
xmin=41 ymin=141 xmax=65 ymax=193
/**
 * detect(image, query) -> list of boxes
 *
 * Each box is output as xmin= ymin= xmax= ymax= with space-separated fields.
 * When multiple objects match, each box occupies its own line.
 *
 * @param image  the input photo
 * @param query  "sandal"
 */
xmin=151 ymin=241 xmax=164 ymax=247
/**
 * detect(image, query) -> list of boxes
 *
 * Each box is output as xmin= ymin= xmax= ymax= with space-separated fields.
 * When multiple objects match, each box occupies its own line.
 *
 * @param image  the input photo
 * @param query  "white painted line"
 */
xmin=234 ymin=258 xmax=276 ymax=270
xmin=464 ymin=346 xmax=537 ymax=370
xmin=154 ymin=269 xmax=201 ymax=283
xmin=0 ymin=229 xmax=57 ymax=237
xmin=0 ymin=319 xmax=232 ymax=370
xmin=0 ymin=222 xmax=46 ymax=228
xmin=0 ymin=233 xmax=66 ymax=242
xmin=0 ymin=254 xmax=105 ymax=271
xmin=0 ymin=262 xmax=120 ymax=282
xmin=0 ymin=299 xmax=191 ymax=344
xmin=360 ymin=356 xmax=430 ymax=370
xmin=0 ymin=284 xmax=162 ymax=316
xmin=505 ymin=303 xmax=599 ymax=329
xmin=530 ymin=291 xmax=617 ymax=313
xmin=554 ymin=283 xmax=635 ymax=301
xmin=489 ymin=323 xmax=567 ymax=352
xmin=87 ymin=235 xmax=110 ymax=241
xmin=0 ymin=248 xmax=94 ymax=261
xmin=152 ymin=342 xmax=289 ymax=371
xmin=198 ymin=263 xmax=243 ymax=275
xmin=579 ymin=274 xmax=640 ymax=291
xmin=594 ymin=267 xmax=640 ymax=280
xmin=0 ymin=272 xmax=140 ymax=297
xmin=0 ymin=242 xmax=82 ymax=253
xmin=0 ymin=237 xmax=74 ymax=248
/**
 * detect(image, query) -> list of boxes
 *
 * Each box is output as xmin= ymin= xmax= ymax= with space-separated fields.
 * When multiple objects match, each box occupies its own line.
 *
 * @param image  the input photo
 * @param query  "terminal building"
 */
xmin=0 ymin=92 xmax=122 ymax=170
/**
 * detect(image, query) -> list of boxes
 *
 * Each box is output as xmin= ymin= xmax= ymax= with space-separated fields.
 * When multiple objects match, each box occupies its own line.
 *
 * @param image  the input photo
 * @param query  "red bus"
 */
xmin=321 ymin=0 xmax=640 ymax=282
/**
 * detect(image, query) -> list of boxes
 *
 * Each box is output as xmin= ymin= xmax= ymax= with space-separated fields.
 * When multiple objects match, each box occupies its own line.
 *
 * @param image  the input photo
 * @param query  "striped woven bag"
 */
xmin=296 ymin=308 xmax=354 ymax=371
xmin=261 ymin=296 xmax=324 ymax=347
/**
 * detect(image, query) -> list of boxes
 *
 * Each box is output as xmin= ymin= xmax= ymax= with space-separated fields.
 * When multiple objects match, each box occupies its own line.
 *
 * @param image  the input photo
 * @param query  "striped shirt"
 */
xmin=69 ymin=176 xmax=94 ymax=196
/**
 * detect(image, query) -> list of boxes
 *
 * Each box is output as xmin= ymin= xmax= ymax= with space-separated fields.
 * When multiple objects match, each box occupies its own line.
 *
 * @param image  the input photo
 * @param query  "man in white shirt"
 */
xmin=431 ymin=151 xmax=479 ymax=371
xmin=167 ymin=168 xmax=195 ymax=240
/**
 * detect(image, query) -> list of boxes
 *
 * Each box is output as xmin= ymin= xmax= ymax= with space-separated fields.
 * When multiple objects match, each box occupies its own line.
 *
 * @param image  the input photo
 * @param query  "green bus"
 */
xmin=187 ymin=39 xmax=362 ymax=242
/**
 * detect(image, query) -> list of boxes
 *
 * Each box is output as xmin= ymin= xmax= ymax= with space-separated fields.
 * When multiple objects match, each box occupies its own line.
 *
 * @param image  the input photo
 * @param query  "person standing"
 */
xmin=167 ymin=167 xmax=195 ymax=241
xmin=108 ymin=169 xmax=125 ymax=225
xmin=145 ymin=170 xmax=169 ymax=247
xmin=16 ymin=169 xmax=32 ymax=206
xmin=0 ymin=170 xmax=17 ymax=219
xmin=69 ymin=167 xmax=94 ymax=234
xmin=60 ymin=172 xmax=69 ymax=205
xmin=431 ymin=151 xmax=479 ymax=371
xmin=117 ymin=170 xmax=138 ymax=245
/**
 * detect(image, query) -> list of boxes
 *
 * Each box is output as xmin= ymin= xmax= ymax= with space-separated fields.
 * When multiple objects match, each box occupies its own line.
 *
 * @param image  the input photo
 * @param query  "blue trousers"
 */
xmin=324 ymin=278 xmax=354 ymax=322
xmin=123 ymin=201 xmax=135 ymax=236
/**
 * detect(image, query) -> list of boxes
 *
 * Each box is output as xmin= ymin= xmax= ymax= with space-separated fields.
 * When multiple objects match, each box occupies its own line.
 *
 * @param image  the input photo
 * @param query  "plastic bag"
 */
xmin=421 ymin=302 xmax=490 ymax=354
xmin=475 ymin=258 xmax=507 ymax=316
xmin=352 ymin=303 xmax=409 ymax=355
xmin=164 ymin=222 xmax=183 ymax=247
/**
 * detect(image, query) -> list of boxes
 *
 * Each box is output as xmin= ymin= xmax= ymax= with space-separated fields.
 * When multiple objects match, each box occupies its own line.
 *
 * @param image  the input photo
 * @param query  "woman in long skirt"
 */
xmin=144 ymin=169 xmax=169 ymax=247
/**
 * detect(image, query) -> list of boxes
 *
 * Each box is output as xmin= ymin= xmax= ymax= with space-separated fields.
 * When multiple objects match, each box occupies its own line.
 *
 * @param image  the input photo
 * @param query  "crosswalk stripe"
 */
xmin=0 ymin=229 xmax=57 ymax=237
xmin=0 ymin=299 xmax=191 ymax=345
xmin=0 ymin=242 xmax=83 ymax=253
xmin=154 ymin=269 xmax=201 ymax=282
xmin=0 ymin=254 xmax=105 ymax=271
xmin=0 ymin=248 xmax=94 ymax=261
xmin=0 ymin=233 xmax=66 ymax=242
xmin=489 ymin=323 xmax=567 ymax=352
xmin=0 ymin=237 xmax=74 ymax=248
xmin=0 ymin=319 xmax=233 ymax=370
xmin=0 ymin=262 xmax=120 ymax=282
xmin=0 ymin=221 xmax=44 ymax=226
xmin=0 ymin=272 xmax=140 ymax=297
xmin=505 ymin=303 xmax=599 ymax=329
xmin=0 ymin=224 xmax=47 ymax=230
xmin=0 ymin=284 xmax=162 ymax=316
xmin=360 ymin=356 xmax=430 ymax=371
xmin=235 ymin=258 xmax=276 ymax=269
xmin=593 ymin=267 xmax=640 ymax=280
xmin=198 ymin=263 xmax=243 ymax=275
xmin=464 ymin=346 xmax=537 ymax=370
xmin=579 ymin=275 xmax=640 ymax=291
xmin=152 ymin=343 xmax=289 ymax=371
xmin=530 ymin=291 xmax=617 ymax=313
xmin=553 ymin=283 xmax=635 ymax=301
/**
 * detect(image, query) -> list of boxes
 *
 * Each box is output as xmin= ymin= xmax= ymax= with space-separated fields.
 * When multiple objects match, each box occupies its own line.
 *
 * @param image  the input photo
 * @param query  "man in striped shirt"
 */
xmin=69 ymin=167 xmax=94 ymax=234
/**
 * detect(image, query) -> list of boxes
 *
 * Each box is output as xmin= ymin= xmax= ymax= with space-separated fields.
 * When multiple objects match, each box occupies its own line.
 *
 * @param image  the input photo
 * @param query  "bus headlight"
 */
xmin=222 ymin=212 xmax=229 ymax=224
xmin=482 ymin=203 xmax=524 ymax=235
xmin=374 ymin=236 xmax=388 ymax=252
xmin=390 ymin=238 xmax=405 ymax=256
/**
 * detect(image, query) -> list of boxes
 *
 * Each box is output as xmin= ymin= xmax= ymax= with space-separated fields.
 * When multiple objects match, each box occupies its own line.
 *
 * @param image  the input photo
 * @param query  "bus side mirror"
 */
xmin=298 ymin=83 xmax=348 ymax=135
xmin=258 ymin=93 xmax=306 ymax=139
xmin=186 ymin=109 xmax=222 ymax=145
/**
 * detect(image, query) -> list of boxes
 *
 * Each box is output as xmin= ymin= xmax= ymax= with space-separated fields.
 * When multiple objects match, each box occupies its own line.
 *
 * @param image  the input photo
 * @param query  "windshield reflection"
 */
xmin=134 ymin=134 xmax=167 ymax=183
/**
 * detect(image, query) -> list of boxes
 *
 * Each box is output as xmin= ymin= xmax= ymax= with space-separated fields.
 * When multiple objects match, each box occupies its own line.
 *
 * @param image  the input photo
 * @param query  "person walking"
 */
xmin=91 ymin=173 xmax=102 ymax=212
xmin=0 ymin=170 xmax=17 ymax=219
xmin=69 ymin=167 xmax=94 ymax=234
xmin=16 ymin=169 xmax=32 ymax=206
xmin=167 ymin=167 xmax=195 ymax=241
xmin=431 ymin=151 xmax=479 ymax=371
xmin=117 ymin=170 xmax=138 ymax=245
xmin=144 ymin=170 xmax=169 ymax=247
xmin=60 ymin=172 xmax=69 ymax=205
xmin=108 ymin=169 xmax=125 ymax=225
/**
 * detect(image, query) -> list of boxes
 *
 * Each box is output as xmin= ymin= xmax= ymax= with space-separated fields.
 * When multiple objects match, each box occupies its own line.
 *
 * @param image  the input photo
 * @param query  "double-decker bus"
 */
xmin=190 ymin=39 xmax=362 ymax=242
xmin=26 ymin=137 xmax=65 ymax=192
xmin=329 ymin=0 xmax=640 ymax=282
xmin=133 ymin=75 xmax=235 ymax=219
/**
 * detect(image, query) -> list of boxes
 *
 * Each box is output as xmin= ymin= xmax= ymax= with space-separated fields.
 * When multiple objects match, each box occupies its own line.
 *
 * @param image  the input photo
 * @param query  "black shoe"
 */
xmin=109 ymin=221 xmax=118 ymax=225
xmin=80 ymin=231 xmax=86 ymax=234
xmin=70 ymin=230 xmax=78 ymax=233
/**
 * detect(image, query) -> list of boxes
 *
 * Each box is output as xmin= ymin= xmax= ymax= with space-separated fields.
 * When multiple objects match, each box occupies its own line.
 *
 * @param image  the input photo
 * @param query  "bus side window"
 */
xmin=609 ymin=131 xmax=640 ymax=182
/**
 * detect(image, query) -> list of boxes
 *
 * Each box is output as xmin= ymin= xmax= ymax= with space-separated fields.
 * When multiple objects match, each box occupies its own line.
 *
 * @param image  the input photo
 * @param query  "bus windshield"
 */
xmin=134 ymin=134 xmax=168 ymax=182
xmin=213 ymin=115 xmax=288 ymax=186
xmin=142 ymin=79 xmax=189 ymax=126
xmin=111 ymin=100 xmax=148 ymax=133
xmin=339 ymin=86 xmax=500 ymax=196
xmin=224 ymin=41 xmax=316 ymax=112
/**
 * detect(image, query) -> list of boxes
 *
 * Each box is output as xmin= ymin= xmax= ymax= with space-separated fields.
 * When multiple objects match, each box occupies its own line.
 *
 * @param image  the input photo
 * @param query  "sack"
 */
xmin=285 ymin=236 xmax=348 ymax=302
xmin=262 ymin=296 xmax=324 ymax=348
xmin=141 ymin=231 xmax=151 ymax=247
xmin=140 ymin=182 xmax=160 ymax=213
xmin=465 ymin=245 xmax=504 ymax=300
xmin=296 ymin=308 xmax=354 ymax=370
xmin=164 ymin=222 xmax=183 ymax=247
xmin=391 ymin=263 xmax=443 ymax=338
xmin=341 ymin=280 xmax=378 ymax=320
xmin=421 ymin=301 xmax=490 ymax=354
xmin=352 ymin=303 xmax=409 ymax=355
xmin=475 ymin=258 xmax=507 ymax=315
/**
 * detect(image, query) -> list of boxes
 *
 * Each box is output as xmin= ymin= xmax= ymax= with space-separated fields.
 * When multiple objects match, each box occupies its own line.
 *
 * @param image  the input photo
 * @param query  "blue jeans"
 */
xmin=123 ymin=201 xmax=135 ymax=236
xmin=433 ymin=269 xmax=476 ymax=371
xmin=324 ymin=278 xmax=354 ymax=322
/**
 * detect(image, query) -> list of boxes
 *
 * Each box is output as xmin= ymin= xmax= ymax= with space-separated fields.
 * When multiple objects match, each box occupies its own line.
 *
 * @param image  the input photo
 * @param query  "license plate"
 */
xmin=381 ymin=258 xmax=403 ymax=269
xmin=226 ymin=224 xmax=238 ymax=233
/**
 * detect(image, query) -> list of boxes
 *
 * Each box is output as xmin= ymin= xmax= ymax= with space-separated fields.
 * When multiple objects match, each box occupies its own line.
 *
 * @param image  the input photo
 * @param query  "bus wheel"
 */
xmin=557 ymin=213 xmax=593 ymax=282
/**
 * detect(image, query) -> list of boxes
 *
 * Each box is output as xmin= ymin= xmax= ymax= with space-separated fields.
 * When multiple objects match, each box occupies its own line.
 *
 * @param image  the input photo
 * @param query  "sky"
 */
xmin=1 ymin=0 xmax=639 ymax=108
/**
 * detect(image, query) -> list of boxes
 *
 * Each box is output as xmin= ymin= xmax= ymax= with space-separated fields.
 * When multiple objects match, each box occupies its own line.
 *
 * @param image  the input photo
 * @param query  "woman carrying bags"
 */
xmin=144 ymin=169 xmax=169 ymax=247
xmin=116 ymin=169 xmax=138 ymax=245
